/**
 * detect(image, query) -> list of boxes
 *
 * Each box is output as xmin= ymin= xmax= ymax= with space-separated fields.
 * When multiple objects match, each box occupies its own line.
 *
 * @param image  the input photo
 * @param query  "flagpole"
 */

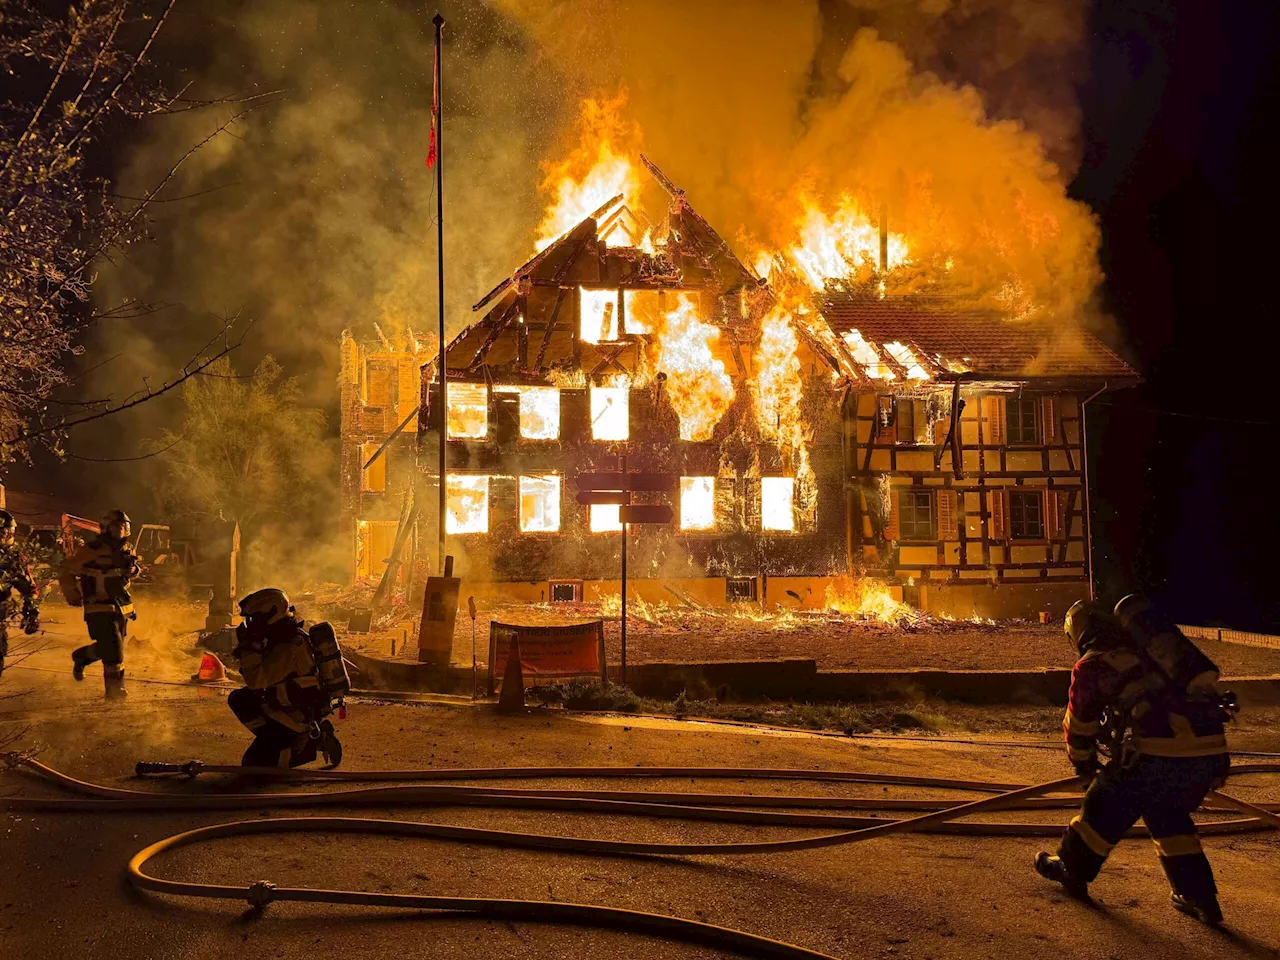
xmin=432 ymin=12 xmax=447 ymax=574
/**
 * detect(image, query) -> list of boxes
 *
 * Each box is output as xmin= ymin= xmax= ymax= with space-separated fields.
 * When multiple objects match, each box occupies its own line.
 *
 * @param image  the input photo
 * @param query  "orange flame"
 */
xmin=786 ymin=197 xmax=909 ymax=291
xmin=824 ymin=577 xmax=920 ymax=625
xmin=656 ymin=294 xmax=735 ymax=442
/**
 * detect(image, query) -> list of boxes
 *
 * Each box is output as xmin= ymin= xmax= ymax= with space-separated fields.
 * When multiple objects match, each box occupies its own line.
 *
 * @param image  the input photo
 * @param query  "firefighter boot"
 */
xmin=72 ymin=648 xmax=91 ymax=681
xmin=319 ymin=719 xmax=343 ymax=768
xmin=1171 ymin=893 xmax=1224 ymax=926
xmin=103 ymin=666 xmax=128 ymax=699
xmin=1035 ymin=852 xmax=1090 ymax=899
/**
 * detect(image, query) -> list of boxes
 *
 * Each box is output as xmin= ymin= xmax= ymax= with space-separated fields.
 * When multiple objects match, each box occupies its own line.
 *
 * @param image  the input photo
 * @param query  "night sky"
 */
xmin=1075 ymin=2 xmax=1280 ymax=629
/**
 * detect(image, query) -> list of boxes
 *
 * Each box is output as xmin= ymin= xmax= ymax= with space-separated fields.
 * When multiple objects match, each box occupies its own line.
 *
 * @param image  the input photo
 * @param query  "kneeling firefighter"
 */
xmin=1035 ymin=596 xmax=1237 ymax=924
xmin=1 ymin=510 xmax=42 ymax=675
xmin=227 ymin=588 xmax=348 ymax=769
xmin=61 ymin=510 xmax=139 ymax=698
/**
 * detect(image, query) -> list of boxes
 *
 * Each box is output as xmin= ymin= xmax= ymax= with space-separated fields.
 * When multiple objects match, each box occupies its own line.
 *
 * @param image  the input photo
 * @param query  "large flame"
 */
xmin=752 ymin=308 xmax=816 ymax=526
xmin=824 ymin=577 xmax=920 ymax=625
xmin=787 ymin=197 xmax=909 ymax=291
xmin=656 ymin=294 xmax=735 ymax=442
xmin=535 ymin=93 xmax=642 ymax=252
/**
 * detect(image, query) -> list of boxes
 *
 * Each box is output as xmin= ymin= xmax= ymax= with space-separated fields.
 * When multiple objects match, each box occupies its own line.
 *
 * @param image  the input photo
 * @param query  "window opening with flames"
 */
xmin=590 ymin=386 xmax=629 ymax=440
xmin=494 ymin=385 xmax=560 ymax=439
xmin=447 ymin=383 xmax=488 ymax=439
xmin=761 ymin=476 xmax=796 ymax=532
xmin=446 ymin=474 xmax=490 ymax=534
xmin=520 ymin=475 xmax=561 ymax=533
xmin=590 ymin=503 xmax=623 ymax=533
xmin=680 ymin=476 xmax=715 ymax=531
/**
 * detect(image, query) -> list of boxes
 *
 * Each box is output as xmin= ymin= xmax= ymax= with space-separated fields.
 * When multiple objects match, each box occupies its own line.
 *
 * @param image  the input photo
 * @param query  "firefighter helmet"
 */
xmin=101 ymin=509 xmax=131 ymax=543
xmin=1065 ymin=599 xmax=1123 ymax=654
xmin=239 ymin=588 xmax=293 ymax=628
xmin=1113 ymin=593 xmax=1150 ymax=627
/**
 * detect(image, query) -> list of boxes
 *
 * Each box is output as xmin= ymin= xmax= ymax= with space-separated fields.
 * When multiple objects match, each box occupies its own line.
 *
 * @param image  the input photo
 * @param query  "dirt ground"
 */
xmin=341 ymin=598 xmax=1280 ymax=676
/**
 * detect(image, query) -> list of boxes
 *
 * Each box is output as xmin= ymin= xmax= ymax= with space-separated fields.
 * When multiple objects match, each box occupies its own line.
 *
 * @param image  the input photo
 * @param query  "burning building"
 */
xmin=334 ymin=152 xmax=1136 ymax=620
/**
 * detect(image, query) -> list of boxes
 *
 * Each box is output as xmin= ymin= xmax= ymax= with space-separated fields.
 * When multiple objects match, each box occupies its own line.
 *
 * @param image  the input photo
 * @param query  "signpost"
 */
xmin=574 ymin=462 xmax=676 ymax=686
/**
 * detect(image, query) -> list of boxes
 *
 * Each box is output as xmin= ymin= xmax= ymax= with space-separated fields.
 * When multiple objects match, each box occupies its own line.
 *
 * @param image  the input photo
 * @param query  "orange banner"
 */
xmin=488 ymin=620 xmax=605 ymax=692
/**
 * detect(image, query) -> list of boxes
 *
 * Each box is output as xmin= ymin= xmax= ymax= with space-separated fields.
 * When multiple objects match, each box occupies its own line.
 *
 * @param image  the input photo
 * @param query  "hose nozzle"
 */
xmin=134 ymin=760 xmax=204 ymax=779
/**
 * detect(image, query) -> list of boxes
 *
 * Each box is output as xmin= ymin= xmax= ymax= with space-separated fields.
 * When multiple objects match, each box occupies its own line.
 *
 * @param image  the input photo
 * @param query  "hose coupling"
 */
xmin=246 ymin=880 xmax=278 ymax=908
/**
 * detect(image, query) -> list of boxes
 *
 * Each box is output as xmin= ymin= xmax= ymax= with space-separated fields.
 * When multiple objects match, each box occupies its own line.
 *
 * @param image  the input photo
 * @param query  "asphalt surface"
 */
xmin=2 ymin=603 xmax=1279 ymax=960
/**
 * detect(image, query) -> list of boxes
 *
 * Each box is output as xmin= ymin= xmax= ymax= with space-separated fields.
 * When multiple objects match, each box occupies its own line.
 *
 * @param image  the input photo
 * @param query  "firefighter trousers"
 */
xmin=1058 ymin=753 xmax=1229 ymax=903
xmin=227 ymin=687 xmax=317 ymax=769
xmin=73 ymin=612 xmax=128 ymax=669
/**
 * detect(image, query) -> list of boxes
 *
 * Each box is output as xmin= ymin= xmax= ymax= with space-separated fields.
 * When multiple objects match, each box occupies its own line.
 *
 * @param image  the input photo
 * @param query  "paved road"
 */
xmin=1 ymin=604 xmax=1278 ymax=960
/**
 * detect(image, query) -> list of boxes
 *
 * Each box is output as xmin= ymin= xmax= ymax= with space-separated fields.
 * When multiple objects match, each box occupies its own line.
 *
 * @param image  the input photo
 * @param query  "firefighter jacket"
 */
xmin=58 ymin=537 xmax=138 ymax=618
xmin=1064 ymin=646 xmax=1228 ymax=764
xmin=234 ymin=618 xmax=324 ymax=733
xmin=1 ymin=543 xmax=39 ymax=615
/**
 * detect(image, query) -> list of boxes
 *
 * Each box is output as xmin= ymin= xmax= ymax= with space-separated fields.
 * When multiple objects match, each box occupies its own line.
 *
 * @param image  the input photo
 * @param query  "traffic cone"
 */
xmin=496 ymin=635 xmax=525 ymax=711
xmin=194 ymin=652 xmax=227 ymax=682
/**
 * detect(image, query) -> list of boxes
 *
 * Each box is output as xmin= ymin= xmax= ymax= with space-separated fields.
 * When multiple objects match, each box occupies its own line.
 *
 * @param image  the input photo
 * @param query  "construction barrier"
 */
xmin=487 ymin=619 xmax=606 ymax=696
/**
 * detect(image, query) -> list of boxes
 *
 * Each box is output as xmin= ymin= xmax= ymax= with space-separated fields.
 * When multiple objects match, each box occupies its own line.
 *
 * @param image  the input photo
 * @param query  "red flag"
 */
xmin=426 ymin=42 xmax=439 ymax=169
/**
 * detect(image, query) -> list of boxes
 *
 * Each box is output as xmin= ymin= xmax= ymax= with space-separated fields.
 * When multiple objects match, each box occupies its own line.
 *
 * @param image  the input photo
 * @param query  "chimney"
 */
xmin=879 ymin=204 xmax=889 ymax=274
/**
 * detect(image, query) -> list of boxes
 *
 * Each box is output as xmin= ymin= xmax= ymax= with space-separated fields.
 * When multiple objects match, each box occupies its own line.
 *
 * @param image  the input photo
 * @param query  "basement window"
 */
xmin=549 ymin=580 xmax=583 ymax=603
xmin=494 ymin=385 xmax=560 ymax=439
xmin=589 ymin=386 xmax=629 ymax=441
xmin=1006 ymin=397 xmax=1040 ymax=445
xmin=519 ymin=475 xmax=561 ymax=533
xmin=679 ymin=477 xmax=715 ymax=531
xmin=590 ymin=504 xmax=623 ymax=533
xmin=1009 ymin=489 xmax=1045 ymax=540
xmin=761 ymin=477 xmax=795 ymax=532
xmin=446 ymin=383 xmax=488 ymax=439
xmin=580 ymin=288 xmax=620 ymax=343
xmin=445 ymin=475 xmax=489 ymax=534
xmin=726 ymin=577 xmax=758 ymax=603
xmin=360 ymin=442 xmax=387 ymax=492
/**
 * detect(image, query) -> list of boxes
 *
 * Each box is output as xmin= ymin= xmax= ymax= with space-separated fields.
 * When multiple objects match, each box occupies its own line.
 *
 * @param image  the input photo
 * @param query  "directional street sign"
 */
xmin=620 ymin=504 xmax=674 ymax=525
xmin=575 ymin=472 xmax=677 ymax=492
xmin=575 ymin=490 xmax=629 ymax=506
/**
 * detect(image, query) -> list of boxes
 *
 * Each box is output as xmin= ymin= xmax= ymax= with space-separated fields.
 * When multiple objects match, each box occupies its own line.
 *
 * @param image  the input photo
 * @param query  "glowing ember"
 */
xmin=589 ymin=385 xmax=629 ymax=440
xmin=519 ymin=475 xmax=561 ymax=532
xmin=590 ymin=503 xmax=622 ymax=533
xmin=656 ymin=294 xmax=735 ymax=442
xmin=446 ymin=475 xmax=489 ymax=534
xmin=842 ymin=330 xmax=895 ymax=380
xmin=787 ymin=197 xmax=909 ymax=291
xmin=580 ymin=288 xmax=620 ymax=343
xmin=536 ymin=94 xmax=641 ymax=252
xmin=824 ymin=577 xmax=920 ymax=625
xmin=761 ymin=476 xmax=795 ymax=531
xmin=679 ymin=476 xmax=715 ymax=531
xmin=446 ymin=383 xmax=488 ymax=438
xmin=883 ymin=341 xmax=931 ymax=380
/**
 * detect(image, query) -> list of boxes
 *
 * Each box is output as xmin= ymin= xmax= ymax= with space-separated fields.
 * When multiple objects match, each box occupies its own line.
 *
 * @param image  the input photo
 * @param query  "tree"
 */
xmin=145 ymin=355 xmax=337 ymax=583
xmin=0 ymin=0 xmax=265 ymax=460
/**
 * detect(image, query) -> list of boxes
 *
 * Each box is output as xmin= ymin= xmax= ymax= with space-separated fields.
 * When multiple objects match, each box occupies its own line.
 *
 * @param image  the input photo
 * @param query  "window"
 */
xmin=679 ymin=477 xmax=715 ymax=531
xmin=549 ymin=580 xmax=583 ymax=602
xmin=494 ymin=385 xmax=560 ymax=439
xmin=365 ymin=362 xmax=394 ymax=408
xmin=580 ymin=288 xmax=620 ymax=343
xmin=761 ymin=477 xmax=795 ymax=531
xmin=893 ymin=398 xmax=933 ymax=445
xmin=624 ymin=290 xmax=663 ymax=335
xmin=1008 ymin=489 xmax=1045 ymax=540
xmin=1006 ymin=397 xmax=1039 ymax=444
xmin=446 ymin=383 xmax=488 ymax=439
xmin=360 ymin=442 xmax=386 ymax=492
xmin=590 ymin=386 xmax=629 ymax=440
xmin=898 ymin=489 xmax=935 ymax=540
xmin=519 ymin=475 xmax=561 ymax=532
xmin=445 ymin=475 xmax=489 ymax=533
xmin=590 ymin=503 xmax=623 ymax=533
xmin=726 ymin=577 xmax=758 ymax=603
xmin=355 ymin=520 xmax=397 ymax=579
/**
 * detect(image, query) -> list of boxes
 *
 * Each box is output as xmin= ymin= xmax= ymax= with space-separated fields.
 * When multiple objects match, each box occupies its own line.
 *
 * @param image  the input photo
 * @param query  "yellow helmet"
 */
xmin=238 ymin=588 xmax=293 ymax=627
xmin=1064 ymin=599 xmax=1120 ymax=654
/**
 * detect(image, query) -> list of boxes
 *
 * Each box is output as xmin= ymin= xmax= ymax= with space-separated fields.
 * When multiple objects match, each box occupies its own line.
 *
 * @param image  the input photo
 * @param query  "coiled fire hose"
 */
xmin=4 ymin=755 xmax=1278 ymax=960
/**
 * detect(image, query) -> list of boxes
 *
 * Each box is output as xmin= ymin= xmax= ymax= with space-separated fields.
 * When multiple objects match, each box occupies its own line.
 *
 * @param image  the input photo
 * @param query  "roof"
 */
xmin=818 ymin=294 xmax=1138 ymax=385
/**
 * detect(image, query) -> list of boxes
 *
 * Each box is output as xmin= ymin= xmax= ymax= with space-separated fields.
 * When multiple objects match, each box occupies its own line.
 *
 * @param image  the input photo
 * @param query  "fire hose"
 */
xmin=4 ymin=756 xmax=1279 ymax=960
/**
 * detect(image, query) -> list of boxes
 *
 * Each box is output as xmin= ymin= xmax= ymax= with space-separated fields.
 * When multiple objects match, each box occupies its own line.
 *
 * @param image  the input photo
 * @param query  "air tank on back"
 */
xmin=1113 ymin=595 xmax=1221 ymax=697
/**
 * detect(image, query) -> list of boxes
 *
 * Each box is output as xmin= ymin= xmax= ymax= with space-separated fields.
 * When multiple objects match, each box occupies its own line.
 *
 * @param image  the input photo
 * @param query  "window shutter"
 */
xmin=937 ymin=489 xmax=958 ymax=539
xmin=988 ymin=489 xmax=1007 ymax=541
xmin=877 ymin=396 xmax=897 ymax=445
xmin=1047 ymin=489 xmax=1065 ymax=539
xmin=932 ymin=417 xmax=949 ymax=445
xmin=1042 ymin=396 xmax=1059 ymax=444
xmin=885 ymin=489 xmax=900 ymax=541
xmin=983 ymin=395 xmax=1006 ymax=445
xmin=914 ymin=403 xmax=932 ymax=444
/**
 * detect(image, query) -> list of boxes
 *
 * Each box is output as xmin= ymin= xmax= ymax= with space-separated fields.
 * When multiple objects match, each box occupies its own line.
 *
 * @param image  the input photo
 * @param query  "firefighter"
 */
xmin=227 ymin=588 xmax=339 ymax=769
xmin=61 ymin=509 xmax=139 ymax=698
xmin=1035 ymin=597 xmax=1234 ymax=925
xmin=1 ymin=510 xmax=41 ymax=675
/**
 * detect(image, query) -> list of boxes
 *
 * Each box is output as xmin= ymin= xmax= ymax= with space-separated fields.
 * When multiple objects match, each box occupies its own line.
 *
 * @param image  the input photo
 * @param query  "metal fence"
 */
xmin=1179 ymin=624 xmax=1280 ymax=651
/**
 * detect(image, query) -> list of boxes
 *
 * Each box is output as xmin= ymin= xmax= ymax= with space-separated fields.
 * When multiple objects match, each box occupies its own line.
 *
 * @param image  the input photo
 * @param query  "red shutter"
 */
xmin=886 ymin=489 xmax=900 ymax=541
xmin=1042 ymin=396 xmax=1059 ymax=444
xmin=937 ymin=489 xmax=958 ymax=540
xmin=983 ymin=395 xmax=1006 ymax=445
xmin=988 ymin=489 xmax=1007 ymax=541
xmin=877 ymin=396 xmax=896 ymax=445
